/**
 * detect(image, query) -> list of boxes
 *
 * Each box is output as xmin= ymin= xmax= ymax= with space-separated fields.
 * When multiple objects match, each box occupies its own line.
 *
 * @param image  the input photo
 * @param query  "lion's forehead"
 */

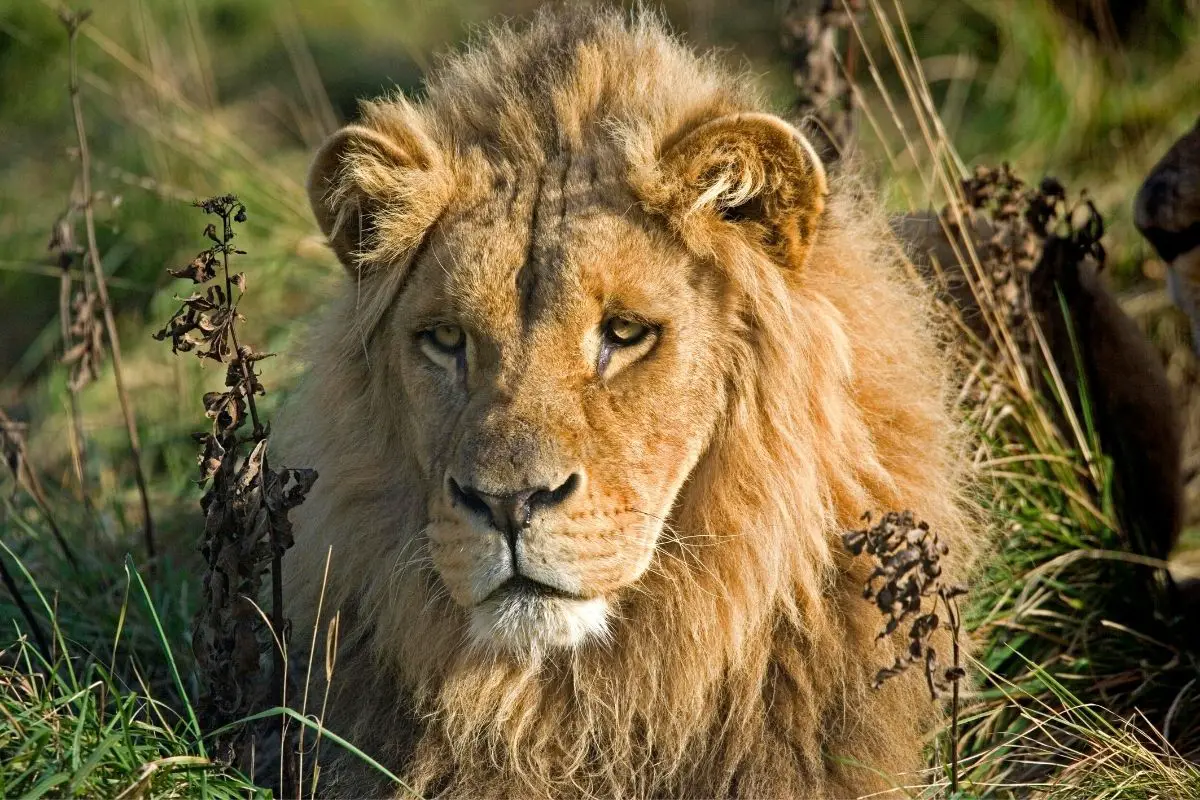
xmin=451 ymin=149 xmax=635 ymax=226
xmin=410 ymin=156 xmax=699 ymax=337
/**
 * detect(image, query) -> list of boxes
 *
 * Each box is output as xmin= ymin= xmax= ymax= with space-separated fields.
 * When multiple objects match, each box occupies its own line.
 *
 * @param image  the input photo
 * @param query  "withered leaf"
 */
xmin=170 ymin=250 xmax=218 ymax=284
xmin=61 ymin=339 xmax=90 ymax=366
xmin=208 ymin=284 xmax=226 ymax=307
xmin=48 ymin=213 xmax=79 ymax=269
xmin=239 ymin=440 xmax=268 ymax=492
xmin=279 ymin=467 xmax=317 ymax=511
xmin=924 ymin=648 xmax=941 ymax=699
xmin=872 ymin=658 xmax=906 ymax=690
xmin=845 ymin=510 xmax=968 ymax=696
xmin=238 ymin=345 xmax=274 ymax=364
xmin=166 ymin=195 xmax=318 ymax=767
xmin=179 ymin=292 xmax=217 ymax=312
xmin=195 ymin=432 xmax=226 ymax=484
xmin=205 ymin=390 xmax=246 ymax=436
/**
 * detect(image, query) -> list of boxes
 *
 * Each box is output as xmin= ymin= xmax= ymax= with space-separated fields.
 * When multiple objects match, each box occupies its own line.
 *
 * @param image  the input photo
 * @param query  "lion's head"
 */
xmin=279 ymin=8 xmax=971 ymax=798
xmin=301 ymin=38 xmax=825 ymax=658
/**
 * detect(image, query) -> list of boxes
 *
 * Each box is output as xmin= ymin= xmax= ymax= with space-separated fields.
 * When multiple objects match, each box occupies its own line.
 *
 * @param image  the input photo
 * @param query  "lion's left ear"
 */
xmin=640 ymin=112 xmax=828 ymax=268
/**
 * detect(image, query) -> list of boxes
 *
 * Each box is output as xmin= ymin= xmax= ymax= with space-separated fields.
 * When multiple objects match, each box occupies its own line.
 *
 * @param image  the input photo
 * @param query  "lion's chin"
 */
xmin=467 ymin=588 xmax=610 ymax=658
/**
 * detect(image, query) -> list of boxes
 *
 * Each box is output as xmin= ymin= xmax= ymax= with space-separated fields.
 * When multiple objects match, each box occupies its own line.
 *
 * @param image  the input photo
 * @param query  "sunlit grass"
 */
xmin=846 ymin=2 xmax=1200 ymax=795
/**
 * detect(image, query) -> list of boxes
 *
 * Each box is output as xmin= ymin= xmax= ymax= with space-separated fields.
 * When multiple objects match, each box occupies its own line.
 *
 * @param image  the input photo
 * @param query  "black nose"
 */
xmin=448 ymin=474 xmax=580 ymax=537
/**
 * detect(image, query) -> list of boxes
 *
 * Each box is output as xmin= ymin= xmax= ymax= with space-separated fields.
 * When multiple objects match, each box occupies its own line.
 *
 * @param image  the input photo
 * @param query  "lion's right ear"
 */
xmin=629 ymin=112 xmax=828 ymax=270
xmin=307 ymin=107 xmax=450 ymax=274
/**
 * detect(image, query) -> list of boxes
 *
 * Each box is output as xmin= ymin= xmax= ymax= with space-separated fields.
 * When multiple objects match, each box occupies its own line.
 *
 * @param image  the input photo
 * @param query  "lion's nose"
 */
xmin=448 ymin=474 xmax=581 ymax=536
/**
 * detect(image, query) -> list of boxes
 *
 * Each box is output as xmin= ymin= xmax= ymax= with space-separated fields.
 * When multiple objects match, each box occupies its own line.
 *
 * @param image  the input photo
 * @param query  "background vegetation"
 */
xmin=2 ymin=0 xmax=1199 ymax=796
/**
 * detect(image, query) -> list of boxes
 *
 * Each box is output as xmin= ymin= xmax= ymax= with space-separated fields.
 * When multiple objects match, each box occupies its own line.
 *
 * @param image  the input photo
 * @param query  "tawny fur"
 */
xmin=277 ymin=7 xmax=978 ymax=798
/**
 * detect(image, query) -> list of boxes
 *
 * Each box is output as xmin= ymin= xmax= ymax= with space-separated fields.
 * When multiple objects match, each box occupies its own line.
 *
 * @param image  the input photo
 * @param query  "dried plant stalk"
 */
xmin=1 ymin=409 xmax=78 ymax=573
xmin=60 ymin=9 xmax=155 ymax=558
xmin=943 ymin=165 xmax=1105 ymax=360
xmin=844 ymin=510 xmax=966 ymax=792
xmin=48 ymin=209 xmax=96 ymax=499
xmin=157 ymin=195 xmax=315 ymax=791
xmin=781 ymin=0 xmax=863 ymax=164
xmin=0 ymin=546 xmax=51 ymax=663
xmin=0 ymin=410 xmax=56 ymax=661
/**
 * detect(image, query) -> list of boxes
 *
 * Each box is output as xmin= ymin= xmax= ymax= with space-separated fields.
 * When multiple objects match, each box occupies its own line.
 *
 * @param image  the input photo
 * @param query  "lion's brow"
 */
xmin=515 ymin=167 xmax=545 ymax=329
xmin=513 ymin=150 xmax=580 ymax=328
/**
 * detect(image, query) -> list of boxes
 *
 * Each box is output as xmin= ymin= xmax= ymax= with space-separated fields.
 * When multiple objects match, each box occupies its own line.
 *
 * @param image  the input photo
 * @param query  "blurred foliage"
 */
xmin=861 ymin=0 xmax=1200 ymax=268
xmin=2 ymin=0 xmax=1198 ymax=400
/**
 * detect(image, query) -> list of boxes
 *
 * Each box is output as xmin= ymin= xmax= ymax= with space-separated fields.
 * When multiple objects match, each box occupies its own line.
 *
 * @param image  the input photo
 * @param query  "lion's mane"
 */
xmin=277 ymin=8 xmax=977 ymax=798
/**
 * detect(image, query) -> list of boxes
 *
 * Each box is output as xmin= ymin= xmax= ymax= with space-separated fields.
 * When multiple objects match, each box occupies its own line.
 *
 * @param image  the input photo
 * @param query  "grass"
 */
xmin=950 ymin=375 xmax=1200 ymax=792
xmin=2 ymin=0 xmax=1199 ymax=796
xmin=954 ymin=656 xmax=1200 ymax=799
xmin=850 ymin=0 xmax=1200 ymax=281
xmin=0 ymin=538 xmax=261 ymax=798
xmin=842 ymin=2 xmax=1200 ymax=794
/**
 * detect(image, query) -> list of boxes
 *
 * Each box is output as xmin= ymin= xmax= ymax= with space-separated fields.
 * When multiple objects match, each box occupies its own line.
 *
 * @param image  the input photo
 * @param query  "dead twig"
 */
xmin=1 ymin=409 xmax=78 ymax=572
xmin=48 ymin=209 xmax=95 ymax=501
xmin=844 ymin=510 xmax=967 ymax=792
xmin=0 ymin=529 xmax=52 ymax=663
xmin=781 ymin=0 xmax=863 ymax=164
xmin=60 ymin=8 xmax=155 ymax=559
xmin=157 ymin=195 xmax=315 ymax=794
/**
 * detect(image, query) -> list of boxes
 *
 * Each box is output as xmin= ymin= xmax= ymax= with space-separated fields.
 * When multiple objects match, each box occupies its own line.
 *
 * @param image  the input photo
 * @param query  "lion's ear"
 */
xmin=307 ymin=108 xmax=449 ymax=274
xmin=650 ymin=112 xmax=828 ymax=268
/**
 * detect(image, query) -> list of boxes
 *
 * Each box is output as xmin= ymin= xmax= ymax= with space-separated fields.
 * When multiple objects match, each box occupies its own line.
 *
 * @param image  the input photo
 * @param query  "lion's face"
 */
xmin=385 ymin=161 xmax=728 ymax=655
xmin=307 ymin=106 xmax=826 ymax=657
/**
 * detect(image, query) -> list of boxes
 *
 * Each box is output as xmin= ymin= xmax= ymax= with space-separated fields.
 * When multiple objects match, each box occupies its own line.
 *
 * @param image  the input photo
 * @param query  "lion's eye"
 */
xmin=603 ymin=317 xmax=649 ymax=347
xmin=426 ymin=324 xmax=464 ymax=353
xmin=419 ymin=323 xmax=467 ymax=375
xmin=596 ymin=315 xmax=657 ymax=379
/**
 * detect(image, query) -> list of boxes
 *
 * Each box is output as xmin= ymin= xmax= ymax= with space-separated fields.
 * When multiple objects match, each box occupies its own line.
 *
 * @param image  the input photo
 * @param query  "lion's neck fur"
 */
xmin=280 ymin=186 xmax=967 ymax=799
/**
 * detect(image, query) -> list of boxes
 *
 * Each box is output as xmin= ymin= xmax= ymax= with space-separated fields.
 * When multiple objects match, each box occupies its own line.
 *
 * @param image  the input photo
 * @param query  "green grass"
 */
xmin=0 ymin=537 xmax=261 ymax=798
xmin=847 ymin=3 xmax=1200 ymax=794
xmin=2 ymin=0 xmax=1200 ymax=796
xmin=949 ymin=375 xmax=1200 ymax=792
xmin=955 ymin=656 xmax=1200 ymax=799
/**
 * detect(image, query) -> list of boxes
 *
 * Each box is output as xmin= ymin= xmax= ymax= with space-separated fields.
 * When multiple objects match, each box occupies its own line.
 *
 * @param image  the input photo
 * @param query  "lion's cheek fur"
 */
xmin=426 ymin=521 xmax=510 ymax=607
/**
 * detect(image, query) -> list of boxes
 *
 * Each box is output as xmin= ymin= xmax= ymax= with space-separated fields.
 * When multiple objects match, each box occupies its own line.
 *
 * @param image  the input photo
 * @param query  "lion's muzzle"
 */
xmin=442 ymin=466 xmax=592 ymax=594
xmin=429 ymin=464 xmax=621 ymax=655
xmin=447 ymin=472 xmax=581 ymax=541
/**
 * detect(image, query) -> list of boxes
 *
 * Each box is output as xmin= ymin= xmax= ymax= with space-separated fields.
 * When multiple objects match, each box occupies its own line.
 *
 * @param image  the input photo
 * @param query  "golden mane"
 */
xmin=277 ymin=7 xmax=977 ymax=798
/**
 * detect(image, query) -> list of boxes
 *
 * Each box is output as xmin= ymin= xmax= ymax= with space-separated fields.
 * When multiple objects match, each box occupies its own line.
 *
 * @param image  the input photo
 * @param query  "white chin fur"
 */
xmin=468 ymin=593 xmax=610 ymax=658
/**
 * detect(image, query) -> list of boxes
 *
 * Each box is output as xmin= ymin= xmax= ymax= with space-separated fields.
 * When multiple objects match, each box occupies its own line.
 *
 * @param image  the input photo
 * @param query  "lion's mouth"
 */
xmin=468 ymin=575 xmax=611 ymax=655
xmin=482 ymin=575 xmax=580 ymax=604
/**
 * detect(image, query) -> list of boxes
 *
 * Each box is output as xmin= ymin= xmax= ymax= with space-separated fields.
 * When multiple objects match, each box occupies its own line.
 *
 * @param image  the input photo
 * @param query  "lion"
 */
xmin=276 ymin=7 xmax=976 ymax=798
